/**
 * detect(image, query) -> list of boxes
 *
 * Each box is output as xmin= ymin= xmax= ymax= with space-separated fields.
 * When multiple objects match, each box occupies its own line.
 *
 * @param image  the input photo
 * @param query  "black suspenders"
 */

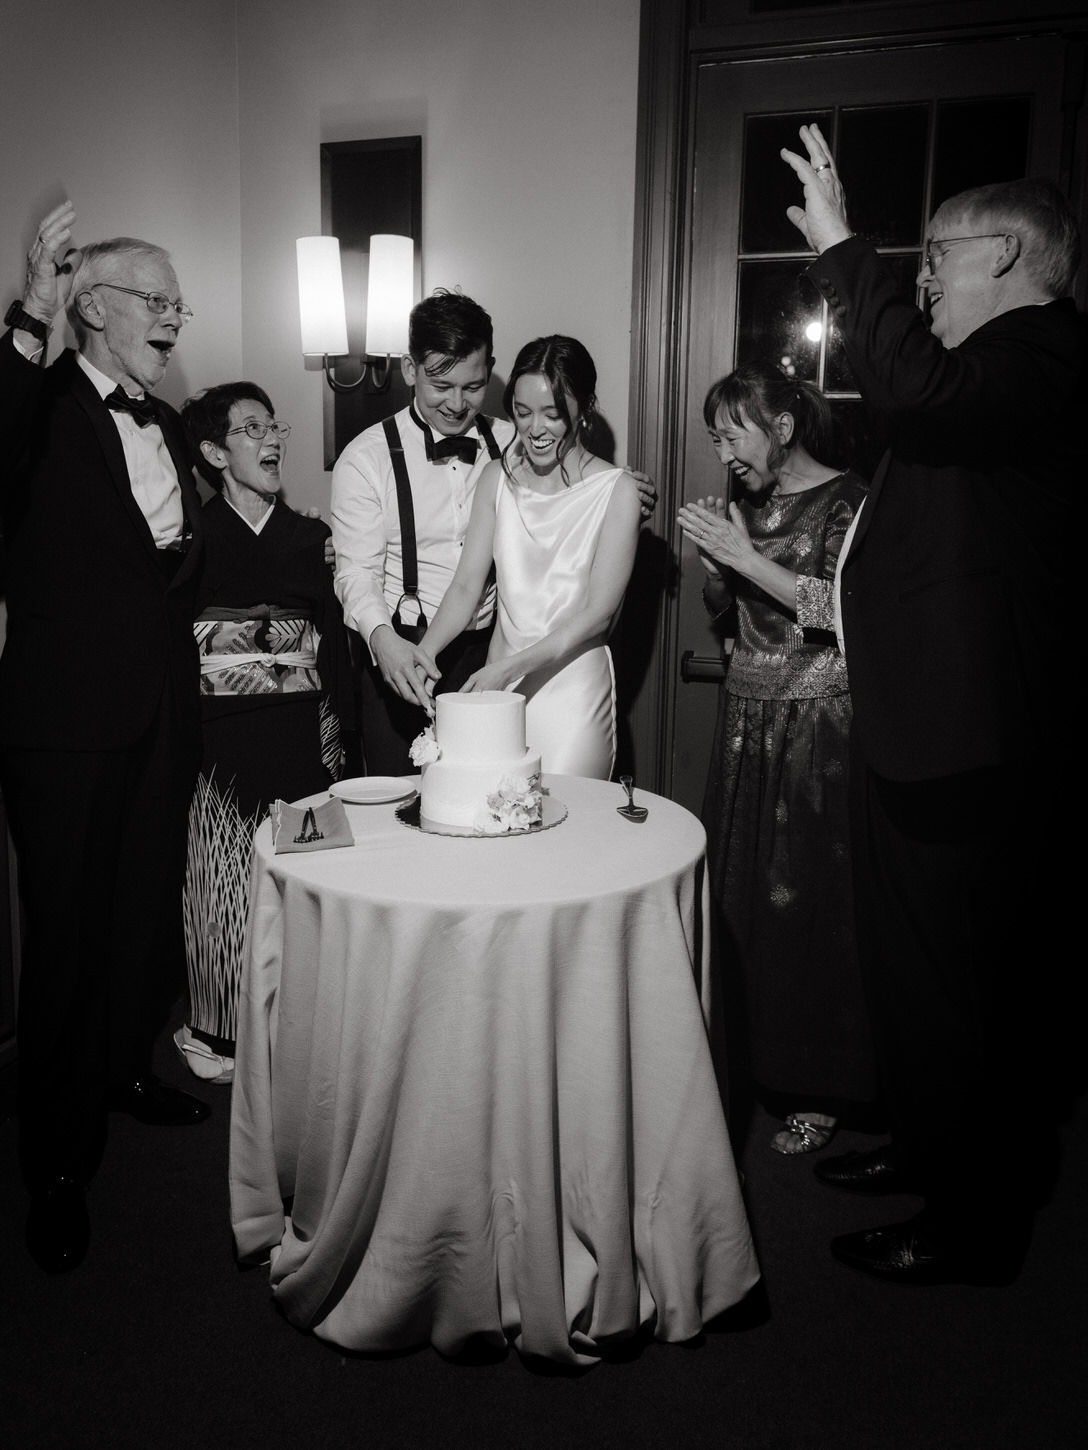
xmin=382 ymin=413 xmax=501 ymax=642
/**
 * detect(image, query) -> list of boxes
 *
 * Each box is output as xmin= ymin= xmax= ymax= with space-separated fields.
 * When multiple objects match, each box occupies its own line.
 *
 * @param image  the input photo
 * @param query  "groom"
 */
xmin=331 ymin=291 xmax=512 ymax=774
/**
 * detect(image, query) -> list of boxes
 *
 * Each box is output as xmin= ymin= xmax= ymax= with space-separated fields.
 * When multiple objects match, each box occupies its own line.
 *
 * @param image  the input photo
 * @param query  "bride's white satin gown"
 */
xmin=487 ymin=467 xmax=626 ymax=779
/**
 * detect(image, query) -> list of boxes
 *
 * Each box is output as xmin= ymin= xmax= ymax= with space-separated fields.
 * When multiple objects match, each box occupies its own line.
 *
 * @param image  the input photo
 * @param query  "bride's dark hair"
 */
xmin=502 ymin=335 xmax=598 ymax=485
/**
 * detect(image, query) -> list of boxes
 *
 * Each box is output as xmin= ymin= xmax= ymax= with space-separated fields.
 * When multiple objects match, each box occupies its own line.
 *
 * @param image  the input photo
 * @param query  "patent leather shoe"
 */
xmin=107 ymin=1075 xmax=211 ymax=1126
xmin=26 ymin=1176 xmax=89 ymax=1273
xmin=814 ymin=1145 xmax=913 ymax=1195
xmin=830 ymin=1217 xmax=1020 ymax=1286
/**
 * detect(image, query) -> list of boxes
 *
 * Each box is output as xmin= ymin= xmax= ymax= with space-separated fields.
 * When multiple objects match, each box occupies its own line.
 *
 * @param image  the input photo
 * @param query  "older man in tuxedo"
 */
xmin=0 ymin=203 xmax=208 ymax=1273
xmin=781 ymin=129 xmax=1083 ymax=1282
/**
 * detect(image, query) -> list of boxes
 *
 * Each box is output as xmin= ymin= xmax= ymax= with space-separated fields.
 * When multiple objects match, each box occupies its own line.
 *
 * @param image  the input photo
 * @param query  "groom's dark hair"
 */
xmin=408 ymin=289 xmax=494 ymax=375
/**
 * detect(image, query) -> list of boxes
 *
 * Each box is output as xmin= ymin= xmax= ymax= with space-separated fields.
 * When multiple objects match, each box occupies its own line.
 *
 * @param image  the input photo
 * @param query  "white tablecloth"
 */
xmin=229 ymin=775 xmax=757 ymax=1365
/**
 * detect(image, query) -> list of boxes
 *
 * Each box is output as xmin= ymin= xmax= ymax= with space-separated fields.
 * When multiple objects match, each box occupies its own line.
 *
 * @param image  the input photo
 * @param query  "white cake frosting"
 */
xmin=415 ymin=692 xmax=542 ymax=831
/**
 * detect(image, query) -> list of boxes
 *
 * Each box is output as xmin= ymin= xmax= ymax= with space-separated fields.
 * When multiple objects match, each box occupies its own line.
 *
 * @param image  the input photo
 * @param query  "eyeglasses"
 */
xmin=924 ymin=234 xmax=1009 ymax=273
xmin=223 ymin=420 xmax=291 ymax=441
xmin=91 ymin=283 xmax=194 ymax=321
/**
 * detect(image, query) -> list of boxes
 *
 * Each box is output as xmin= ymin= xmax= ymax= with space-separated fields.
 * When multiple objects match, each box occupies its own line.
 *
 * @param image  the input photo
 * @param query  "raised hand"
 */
xmin=23 ymin=201 xmax=80 ymax=323
xmin=779 ymin=123 xmax=853 ymax=255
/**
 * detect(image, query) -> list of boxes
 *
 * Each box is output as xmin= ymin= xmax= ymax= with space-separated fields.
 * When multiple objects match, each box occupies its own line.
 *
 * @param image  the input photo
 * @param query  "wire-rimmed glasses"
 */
xmin=924 ymin=234 xmax=1009 ymax=273
xmin=223 ymin=420 xmax=292 ymax=442
xmin=91 ymin=283 xmax=193 ymax=321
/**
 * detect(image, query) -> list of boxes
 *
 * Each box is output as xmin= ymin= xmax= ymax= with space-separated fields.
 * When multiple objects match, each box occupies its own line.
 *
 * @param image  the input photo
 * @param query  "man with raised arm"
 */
xmin=781 ymin=126 xmax=1083 ymax=1283
xmin=0 ymin=203 xmax=209 ymax=1274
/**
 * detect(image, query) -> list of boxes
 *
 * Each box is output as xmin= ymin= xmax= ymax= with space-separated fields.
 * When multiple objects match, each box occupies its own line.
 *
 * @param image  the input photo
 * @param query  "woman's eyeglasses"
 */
xmin=223 ymin=420 xmax=292 ymax=441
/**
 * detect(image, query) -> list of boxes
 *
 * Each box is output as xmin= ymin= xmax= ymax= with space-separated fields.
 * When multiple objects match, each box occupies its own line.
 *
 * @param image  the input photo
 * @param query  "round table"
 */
xmin=229 ymin=775 xmax=757 ymax=1365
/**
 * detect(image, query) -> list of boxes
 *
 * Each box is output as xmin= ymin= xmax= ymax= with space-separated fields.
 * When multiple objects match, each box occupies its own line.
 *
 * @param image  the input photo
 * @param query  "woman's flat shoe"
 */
xmin=772 ymin=1112 xmax=837 ymax=1155
xmin=173 ymin=1025 xmax=234 ymax=1085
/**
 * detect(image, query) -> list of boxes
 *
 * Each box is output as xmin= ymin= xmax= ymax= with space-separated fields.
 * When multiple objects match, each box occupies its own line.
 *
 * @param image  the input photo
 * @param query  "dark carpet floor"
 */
xmin=2 ymin=1012 xmax=1085 ymax=1450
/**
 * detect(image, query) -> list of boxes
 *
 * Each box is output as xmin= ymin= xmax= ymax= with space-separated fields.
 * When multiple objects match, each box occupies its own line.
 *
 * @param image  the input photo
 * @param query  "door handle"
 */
xmin=680 ymin=649 xmax=727 ymax=683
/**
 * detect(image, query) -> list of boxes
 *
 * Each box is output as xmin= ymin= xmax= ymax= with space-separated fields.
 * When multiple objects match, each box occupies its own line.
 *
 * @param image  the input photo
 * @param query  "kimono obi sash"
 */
xmin=195 ymin=604 xmax=322 ymax=697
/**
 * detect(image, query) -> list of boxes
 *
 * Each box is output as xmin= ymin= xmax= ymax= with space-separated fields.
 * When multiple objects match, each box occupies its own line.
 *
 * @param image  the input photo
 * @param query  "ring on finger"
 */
xmin=814 ymin=162 xmax=831 ymax=175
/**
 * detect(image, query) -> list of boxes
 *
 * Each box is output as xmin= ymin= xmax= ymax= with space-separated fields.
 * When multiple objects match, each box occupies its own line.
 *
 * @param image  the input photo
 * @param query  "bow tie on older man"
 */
xmin=106 ymin=386 xmax=158 ymax=428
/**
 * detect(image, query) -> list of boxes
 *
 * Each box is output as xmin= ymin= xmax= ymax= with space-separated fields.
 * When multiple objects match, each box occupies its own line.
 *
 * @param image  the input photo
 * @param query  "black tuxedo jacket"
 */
xmin=0 ymin=332 xmax=204 ymax=752
xmin=809 ymin=237 xmax=1084 ymax=782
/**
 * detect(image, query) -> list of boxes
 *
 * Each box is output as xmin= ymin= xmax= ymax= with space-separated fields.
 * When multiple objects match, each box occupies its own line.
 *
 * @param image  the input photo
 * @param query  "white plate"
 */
xmin=330 ymin=776 xmax=419 ymax=805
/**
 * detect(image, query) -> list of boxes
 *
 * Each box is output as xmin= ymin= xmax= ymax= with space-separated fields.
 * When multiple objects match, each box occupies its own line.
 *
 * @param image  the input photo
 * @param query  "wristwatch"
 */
xmin=4 ymin=301 xmax=51 ymax=342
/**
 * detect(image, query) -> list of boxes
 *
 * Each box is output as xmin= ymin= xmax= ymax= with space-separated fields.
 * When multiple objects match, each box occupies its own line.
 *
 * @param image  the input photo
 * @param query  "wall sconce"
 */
xmin=296 ymin=233 xmax=413 ymax=393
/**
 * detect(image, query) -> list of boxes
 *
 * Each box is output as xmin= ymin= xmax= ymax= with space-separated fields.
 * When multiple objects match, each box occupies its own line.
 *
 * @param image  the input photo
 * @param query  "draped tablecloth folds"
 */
xmin=229 ymin=774 xmax=758 ymax=1365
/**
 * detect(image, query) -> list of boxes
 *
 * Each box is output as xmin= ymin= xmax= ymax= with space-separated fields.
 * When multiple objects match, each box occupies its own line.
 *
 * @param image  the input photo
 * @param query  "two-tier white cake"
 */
xmin=412 ymin=692 xmax=542 ymax=832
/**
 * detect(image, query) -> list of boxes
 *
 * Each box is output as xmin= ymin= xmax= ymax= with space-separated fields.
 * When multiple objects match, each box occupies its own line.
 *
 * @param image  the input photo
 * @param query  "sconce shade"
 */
xmin=296 ymin=236 xmax=349 ymax=356
xmin=365 ymin=234 xmax=413 ymax=356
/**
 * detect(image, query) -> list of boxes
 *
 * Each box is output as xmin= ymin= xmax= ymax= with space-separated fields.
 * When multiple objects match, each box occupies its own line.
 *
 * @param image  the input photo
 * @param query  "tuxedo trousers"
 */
xmin=849 ymin=738 xmax=1055 ymax=1244
xmin=1 ymin=681 xmax=200 ymax=1189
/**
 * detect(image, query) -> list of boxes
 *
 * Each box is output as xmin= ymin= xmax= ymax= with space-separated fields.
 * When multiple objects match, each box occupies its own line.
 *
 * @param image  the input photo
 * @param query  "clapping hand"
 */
xmin=23 ymin=200 xmax=80 ymax=323
xmin=677 ymin=498 xmax=756 ymax=578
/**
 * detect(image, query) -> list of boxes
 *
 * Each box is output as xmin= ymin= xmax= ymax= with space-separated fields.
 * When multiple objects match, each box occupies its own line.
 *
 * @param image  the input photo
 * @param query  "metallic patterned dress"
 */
xmin=702 ymin=471 xmax=876 ymax=1103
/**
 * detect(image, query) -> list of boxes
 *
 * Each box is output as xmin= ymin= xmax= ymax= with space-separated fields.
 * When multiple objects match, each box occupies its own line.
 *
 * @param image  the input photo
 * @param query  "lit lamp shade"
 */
xmin=296 ymin=236 xmax=349 ymax=356
xmin=365 ymin=234 xmax=413 ymax=356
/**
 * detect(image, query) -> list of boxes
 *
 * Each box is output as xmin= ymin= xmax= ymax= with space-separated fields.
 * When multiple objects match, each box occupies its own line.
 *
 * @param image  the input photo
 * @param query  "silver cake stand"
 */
xmin=394 ymin=794 xmax=568 ymax=838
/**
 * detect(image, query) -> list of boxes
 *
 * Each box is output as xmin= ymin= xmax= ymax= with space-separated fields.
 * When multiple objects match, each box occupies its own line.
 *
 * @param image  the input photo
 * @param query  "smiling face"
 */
xmin=79 ymin=255 xmax=187 ymax=393
xmin=403 ymin=345 xmax=490 ymax=436
xmin=918 ymin=210 xmax=1004 ymax=349
xmin=512 ymin=371 xmax=579 ymax=471
xmin=205 ymin=399 xmax=285 ymax=500
xmin=708 ymin=406 xmax=785 ymax=492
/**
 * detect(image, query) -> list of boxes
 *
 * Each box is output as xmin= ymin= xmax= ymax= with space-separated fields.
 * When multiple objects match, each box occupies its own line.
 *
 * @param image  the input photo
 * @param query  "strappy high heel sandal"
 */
xmin=772 ymin=1112 xmax=837 ymax=1155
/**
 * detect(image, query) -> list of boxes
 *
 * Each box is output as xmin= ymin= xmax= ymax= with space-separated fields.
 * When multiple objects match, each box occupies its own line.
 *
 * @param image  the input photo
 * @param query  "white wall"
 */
xmin=237 ymin=0 xmax=642 ymax=514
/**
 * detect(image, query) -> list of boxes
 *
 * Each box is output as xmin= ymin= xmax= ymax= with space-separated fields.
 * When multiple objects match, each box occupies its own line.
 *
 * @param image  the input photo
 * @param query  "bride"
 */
xmin=407 ymin=335 xmax=640 ymax=778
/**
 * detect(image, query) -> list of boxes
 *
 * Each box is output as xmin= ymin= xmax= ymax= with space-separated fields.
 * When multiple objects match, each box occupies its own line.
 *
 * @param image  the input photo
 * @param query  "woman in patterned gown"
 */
xmin=173 ymin=382 xmax=351 ymax=1083
xmin=677 ymin=361 xmax=875 ymax=1154
xmin=410 ymin=336 xmax=641 ymax=778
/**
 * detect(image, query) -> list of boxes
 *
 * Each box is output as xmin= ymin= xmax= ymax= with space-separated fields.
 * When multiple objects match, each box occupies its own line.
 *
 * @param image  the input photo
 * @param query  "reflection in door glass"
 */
xmin=741 ymin=110 xmax=833 ymax=253
xmin=736 ymin=261 xmax=823 ymax=380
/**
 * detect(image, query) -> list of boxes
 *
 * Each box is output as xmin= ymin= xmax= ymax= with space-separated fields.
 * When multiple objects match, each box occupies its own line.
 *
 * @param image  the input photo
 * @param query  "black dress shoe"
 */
xmin=108 ymin=1076 xmax=211 ymax=1126
xmin=814 ymin=1145 xmax=913 ymax=1195
xmin=830 ymin=1217 xmax=1019 ymax=1286
xmin=26 ymin=1177 xmax=89 ymax=1273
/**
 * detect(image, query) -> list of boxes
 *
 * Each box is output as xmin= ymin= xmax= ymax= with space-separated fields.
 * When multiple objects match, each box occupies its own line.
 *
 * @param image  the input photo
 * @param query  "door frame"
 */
xmin=625 ymin=0 xmax=1088 ymax=799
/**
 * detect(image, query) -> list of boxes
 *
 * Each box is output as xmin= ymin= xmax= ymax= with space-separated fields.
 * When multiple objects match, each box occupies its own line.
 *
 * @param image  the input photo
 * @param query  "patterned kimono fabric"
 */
xmin=182 ymin=498 xmax=350 ymax=1058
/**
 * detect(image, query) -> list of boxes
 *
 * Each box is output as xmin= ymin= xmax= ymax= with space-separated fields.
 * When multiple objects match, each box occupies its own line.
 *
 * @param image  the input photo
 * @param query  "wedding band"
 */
xmin=814 ymin=163 xmax=831 ymax=175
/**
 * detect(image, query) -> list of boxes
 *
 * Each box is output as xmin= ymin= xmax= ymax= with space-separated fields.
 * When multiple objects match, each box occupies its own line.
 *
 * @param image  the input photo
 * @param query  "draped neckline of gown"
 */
xmin=510 ymin=463 xmax=624 ymax=500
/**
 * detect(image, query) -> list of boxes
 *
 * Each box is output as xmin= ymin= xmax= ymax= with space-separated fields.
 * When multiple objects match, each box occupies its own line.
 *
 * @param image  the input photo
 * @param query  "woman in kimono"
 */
xmin=174 ymin=382 xmax=351 ymax=1083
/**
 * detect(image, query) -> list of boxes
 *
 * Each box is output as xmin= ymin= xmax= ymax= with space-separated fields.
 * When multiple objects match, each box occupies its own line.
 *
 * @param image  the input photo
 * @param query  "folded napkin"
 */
xmin=271 ymin=797 xmax=354 ymax=853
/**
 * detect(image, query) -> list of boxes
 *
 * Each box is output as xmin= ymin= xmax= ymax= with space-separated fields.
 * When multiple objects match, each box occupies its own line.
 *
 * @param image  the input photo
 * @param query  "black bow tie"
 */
xmin=431 ymin=435 xmax=479 ymax=466
xmin=409 ymin=404 xmax=479 ymax=466
xmin=106 ymin=386 xmax=157 ymax=427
